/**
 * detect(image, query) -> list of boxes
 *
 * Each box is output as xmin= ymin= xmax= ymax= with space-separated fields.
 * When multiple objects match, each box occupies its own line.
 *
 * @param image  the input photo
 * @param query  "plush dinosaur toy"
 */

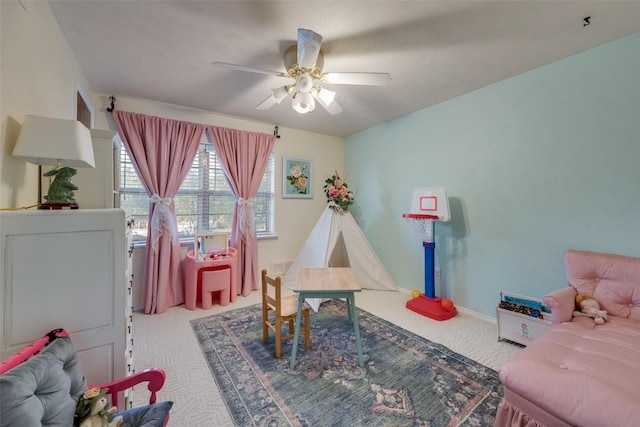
xmin=75 ymin=387 xmax=122 ymax=427
xmin=573 ymin=294 xmax=608 ymax=324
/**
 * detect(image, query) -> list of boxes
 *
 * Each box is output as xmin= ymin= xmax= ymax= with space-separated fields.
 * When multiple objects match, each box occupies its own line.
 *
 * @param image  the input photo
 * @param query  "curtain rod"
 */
xmin=108 ymin=97 xmax=279 ymax=140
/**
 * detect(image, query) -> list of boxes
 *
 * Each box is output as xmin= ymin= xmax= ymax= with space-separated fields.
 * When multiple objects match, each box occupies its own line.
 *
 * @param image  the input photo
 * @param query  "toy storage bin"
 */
xmin=497 ymin=291 xmax=551 ymax=346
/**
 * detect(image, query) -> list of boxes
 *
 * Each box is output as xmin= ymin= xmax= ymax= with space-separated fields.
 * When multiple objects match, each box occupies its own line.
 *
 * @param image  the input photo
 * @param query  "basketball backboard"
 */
xmin=409 ymin=187 xmax=450 ymax=222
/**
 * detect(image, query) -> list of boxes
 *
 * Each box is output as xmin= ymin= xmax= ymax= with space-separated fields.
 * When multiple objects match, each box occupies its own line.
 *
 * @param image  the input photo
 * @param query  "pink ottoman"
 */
xmin=198 ymin=265 xmax=231 ymax=309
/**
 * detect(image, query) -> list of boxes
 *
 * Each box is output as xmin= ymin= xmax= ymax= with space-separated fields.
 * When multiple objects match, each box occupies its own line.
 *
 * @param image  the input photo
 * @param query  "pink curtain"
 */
xmin=207 ymin=126 xmax=276 ymax=295
xmin=114 ymin=111 xmax=206 ymax=314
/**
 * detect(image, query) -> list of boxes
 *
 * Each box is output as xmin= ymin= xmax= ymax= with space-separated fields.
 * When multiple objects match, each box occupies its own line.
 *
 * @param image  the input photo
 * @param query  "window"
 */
xmin=117 ymin=133 xmax=275 ymax=243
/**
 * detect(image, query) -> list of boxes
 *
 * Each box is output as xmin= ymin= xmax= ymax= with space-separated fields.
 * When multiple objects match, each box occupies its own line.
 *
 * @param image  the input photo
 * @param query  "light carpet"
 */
xmin=132 ymin=289 xmax=521 ymax=426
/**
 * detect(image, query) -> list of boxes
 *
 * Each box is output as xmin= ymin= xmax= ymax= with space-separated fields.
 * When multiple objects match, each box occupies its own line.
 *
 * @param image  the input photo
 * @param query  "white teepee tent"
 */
xmin=283 ymin=206 xmax=398 ymax=311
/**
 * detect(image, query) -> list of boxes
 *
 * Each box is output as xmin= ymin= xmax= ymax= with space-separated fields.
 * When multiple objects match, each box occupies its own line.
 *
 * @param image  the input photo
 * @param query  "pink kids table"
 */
xmin=184 ymin=247 xmax=238 ymax=310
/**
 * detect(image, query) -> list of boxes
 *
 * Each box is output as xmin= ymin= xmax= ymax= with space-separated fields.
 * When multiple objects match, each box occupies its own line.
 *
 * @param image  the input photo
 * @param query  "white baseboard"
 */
xmin=456 ymin=305 xmax=497 ymax=324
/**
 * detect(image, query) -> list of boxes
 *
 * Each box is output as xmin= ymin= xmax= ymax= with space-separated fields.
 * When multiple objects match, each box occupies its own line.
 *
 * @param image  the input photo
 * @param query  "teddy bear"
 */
xmin=74 ymin=387 xmax=123 ymax=427
xmin=573 ymin=293 xmax=608 ymax=324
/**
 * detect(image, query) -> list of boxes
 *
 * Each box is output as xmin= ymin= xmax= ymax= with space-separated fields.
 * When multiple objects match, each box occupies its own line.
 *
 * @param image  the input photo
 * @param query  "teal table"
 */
xmin=290 ymin=267 xmax=364 ymax=368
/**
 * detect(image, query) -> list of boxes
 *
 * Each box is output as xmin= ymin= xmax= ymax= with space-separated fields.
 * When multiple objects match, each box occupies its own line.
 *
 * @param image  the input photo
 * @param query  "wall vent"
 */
xmin=270 ymin=260 xmax=293 ymax=276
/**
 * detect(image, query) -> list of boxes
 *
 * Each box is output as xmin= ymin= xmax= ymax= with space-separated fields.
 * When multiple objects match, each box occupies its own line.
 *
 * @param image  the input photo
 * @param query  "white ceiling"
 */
xmin=48 ymin=1 xmax=640 ymax=137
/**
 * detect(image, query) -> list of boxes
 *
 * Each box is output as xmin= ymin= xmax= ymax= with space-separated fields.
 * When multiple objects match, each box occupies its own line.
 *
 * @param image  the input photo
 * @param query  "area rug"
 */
xmin=191 ymin=299 xmax=502 ymax=426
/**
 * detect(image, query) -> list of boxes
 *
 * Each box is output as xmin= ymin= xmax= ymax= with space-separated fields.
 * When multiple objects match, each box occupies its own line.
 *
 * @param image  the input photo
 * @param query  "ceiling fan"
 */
xmin=212 ymin=28 xmax=391 ymax=115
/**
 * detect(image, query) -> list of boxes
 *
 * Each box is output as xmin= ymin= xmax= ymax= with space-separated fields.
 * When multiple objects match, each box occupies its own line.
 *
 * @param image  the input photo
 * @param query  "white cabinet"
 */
xmin=124 ymin=216 xmax=135 ymax=408
xmin=0 ymin=209 xmax=128 ymax=386
xmin=70 ymin=129 xmax=116 ymax=209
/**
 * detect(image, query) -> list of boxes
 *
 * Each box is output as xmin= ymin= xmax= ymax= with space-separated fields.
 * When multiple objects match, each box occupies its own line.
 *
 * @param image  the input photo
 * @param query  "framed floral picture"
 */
xmin=283 ymin=157 xmax=313 ymax=198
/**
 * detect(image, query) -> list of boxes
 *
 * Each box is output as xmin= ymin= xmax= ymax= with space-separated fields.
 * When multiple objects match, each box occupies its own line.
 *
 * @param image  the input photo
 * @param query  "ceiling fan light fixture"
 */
xmin=292 ymin=91 xmax=315 ymax=114
xmin=214 ymin=28 xmax=390 ymax=117
xmin=295 ymin=73 xmax=313 ymax=93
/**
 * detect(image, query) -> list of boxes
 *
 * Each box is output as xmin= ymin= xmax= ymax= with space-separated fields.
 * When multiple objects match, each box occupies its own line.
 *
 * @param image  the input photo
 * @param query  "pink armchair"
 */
xmin=495 ymin=250 xmax=640 ymax=427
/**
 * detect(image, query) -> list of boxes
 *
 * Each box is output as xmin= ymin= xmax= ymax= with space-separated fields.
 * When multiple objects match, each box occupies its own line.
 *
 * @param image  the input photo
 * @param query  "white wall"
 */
xmin=0 ymin=0 xmax=344 ymax=311
xmin=1 ymin=0 xmax=94 ymax=208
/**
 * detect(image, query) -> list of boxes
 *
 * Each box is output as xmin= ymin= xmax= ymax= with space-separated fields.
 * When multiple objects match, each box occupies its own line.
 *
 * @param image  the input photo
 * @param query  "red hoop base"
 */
xmin=406 ymin=294 xmax=457 ymax=321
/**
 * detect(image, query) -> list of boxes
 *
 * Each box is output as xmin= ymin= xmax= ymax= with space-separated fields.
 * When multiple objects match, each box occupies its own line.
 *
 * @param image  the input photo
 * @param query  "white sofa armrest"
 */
xmin=543 ymin=287 xmax=577 ymax=325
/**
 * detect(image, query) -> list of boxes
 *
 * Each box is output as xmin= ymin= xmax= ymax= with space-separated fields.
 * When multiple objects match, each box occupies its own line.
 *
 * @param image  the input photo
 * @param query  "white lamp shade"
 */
xmin=13 ymin=115 xmax=95 ymax=168
xmin=292 ymin=91 xmax=315 ymax=114
xmin=295 ymin=73 xmax=314 ymax=93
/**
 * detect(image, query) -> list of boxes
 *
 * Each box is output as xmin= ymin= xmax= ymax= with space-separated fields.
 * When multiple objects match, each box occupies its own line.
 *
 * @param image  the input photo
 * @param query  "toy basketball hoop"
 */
xmin=403 ymin=187 xmax=456 ymax=321
xmin=402 ymin=213 xmax=438 ymax=243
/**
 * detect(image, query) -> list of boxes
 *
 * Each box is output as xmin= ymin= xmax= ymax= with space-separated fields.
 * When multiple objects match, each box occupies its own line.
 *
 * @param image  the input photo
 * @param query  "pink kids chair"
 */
xmin=198 ymin=264 xmax=232 ymax=309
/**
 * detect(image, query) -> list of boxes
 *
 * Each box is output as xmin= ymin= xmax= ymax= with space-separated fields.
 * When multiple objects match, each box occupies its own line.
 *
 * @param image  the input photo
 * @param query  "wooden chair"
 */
xmin=261 ymin=269 xmax=310 ymax=358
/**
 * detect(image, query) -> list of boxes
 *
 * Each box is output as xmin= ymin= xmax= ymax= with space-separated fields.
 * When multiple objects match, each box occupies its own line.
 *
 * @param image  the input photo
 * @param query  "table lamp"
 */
xmin=12 ymin=115 xmax=95 ymax=209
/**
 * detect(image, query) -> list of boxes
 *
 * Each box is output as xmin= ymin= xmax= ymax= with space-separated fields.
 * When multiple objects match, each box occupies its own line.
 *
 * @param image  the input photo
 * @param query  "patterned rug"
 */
xmin=191 ymin=299 xmax=502 ymax=426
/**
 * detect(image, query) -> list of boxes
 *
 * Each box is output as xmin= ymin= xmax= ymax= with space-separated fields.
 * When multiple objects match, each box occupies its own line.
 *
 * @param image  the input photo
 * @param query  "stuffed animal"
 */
xmin=75 ymin=387 xmax=123 ymax=427
xmin=573 ymin=294 xmax=608 ymax=324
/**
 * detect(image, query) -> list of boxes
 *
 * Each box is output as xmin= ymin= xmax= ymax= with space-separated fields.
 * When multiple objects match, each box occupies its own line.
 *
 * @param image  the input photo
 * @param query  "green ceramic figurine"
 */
xmin=43 ymin=166 xmax=78 ymax=204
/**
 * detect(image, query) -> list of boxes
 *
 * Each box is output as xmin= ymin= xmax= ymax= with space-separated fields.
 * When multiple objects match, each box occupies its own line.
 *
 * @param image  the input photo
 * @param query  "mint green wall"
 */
xmin=345 ymin=32 xmax=640 ymax=317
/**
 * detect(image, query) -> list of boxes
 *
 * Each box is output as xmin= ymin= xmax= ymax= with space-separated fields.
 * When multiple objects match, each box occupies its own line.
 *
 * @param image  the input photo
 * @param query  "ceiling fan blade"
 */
xmin=257 ymin=86 xmax=292 ymax=111
xmin=212 ymin=62 xmax=288 ymax=78
xmin=297 ymin=28 xmax=323 ymax=69
xmin=256 ymin=95 xmax=279 ymax=110
xmin=312 ymin=88 xmax=343 ymax=115
xmin=271 ymin=85 xmax=291 ymax=103
xmin=322 ymin=72 xmax=391 ymax=86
